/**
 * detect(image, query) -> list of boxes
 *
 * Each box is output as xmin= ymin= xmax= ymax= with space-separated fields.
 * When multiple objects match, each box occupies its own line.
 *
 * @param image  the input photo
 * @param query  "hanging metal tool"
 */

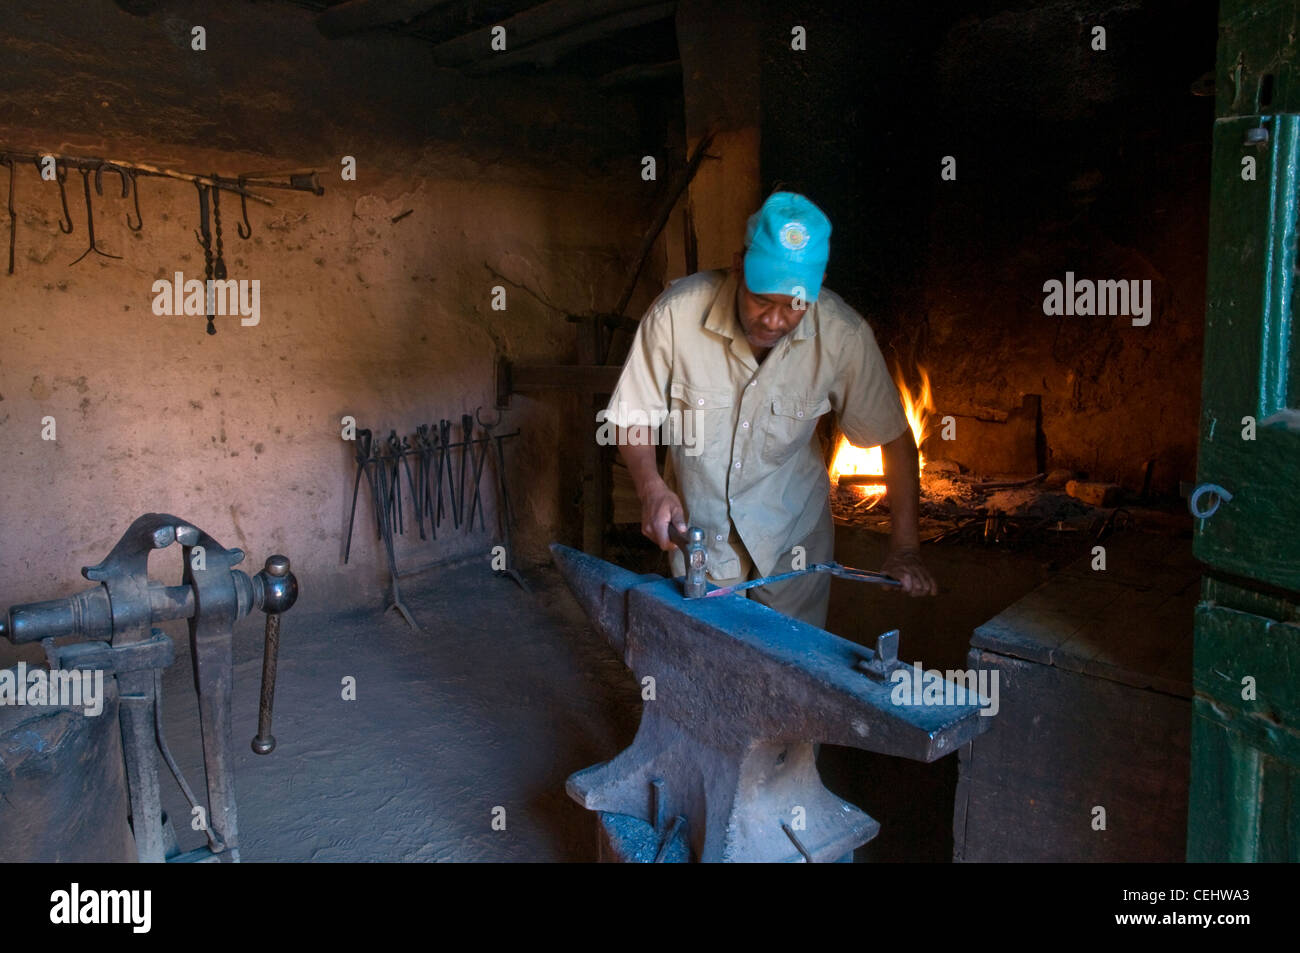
xmin=52 ymin=160 xmax=74 ymax=234
xmin=384 ymin=430 xmax=407 ymax=537
xmin=2 ymin=156 xmax=14 ymax=275
xmin=126 ymin=169 xmax=143 ymax=231
xmin=69 ymin=166 xmax=122 ymax=265
xmin=394 ymin=431 xmax=426 ymax=541
xmin=235 ymin=174 xmax=252 ymax=239
xmin=94 ymin=161 xmax=130 ymax=202
xmin=458 ymin=414 xmax=473 ymax=526
xmin=194 ymin=181 xmax=216 ymax=335
xmin=239 ymin=169 xmax=325 ymax=196
xmin=466 ymin=410 xmax=494 ymax=531
xmin=414 ymin=424 xmax=439 ymax=541
xmin=440 ymin=419 xmax=460 ymax=530
xmin=211 ymin=173 xmax=228 ymax=284
xmin=343 ymin=429 xmax=375 ymax=564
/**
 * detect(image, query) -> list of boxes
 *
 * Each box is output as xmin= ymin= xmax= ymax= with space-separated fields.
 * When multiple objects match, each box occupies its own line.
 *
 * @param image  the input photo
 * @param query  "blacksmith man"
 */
xmin=608 ymin=191 xmax=937 ymax=626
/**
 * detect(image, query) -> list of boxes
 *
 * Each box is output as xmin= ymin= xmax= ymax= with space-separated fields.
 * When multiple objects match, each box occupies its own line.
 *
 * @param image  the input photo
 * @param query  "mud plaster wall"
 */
xmin=0 ymin=2 xmax=661 ymax=610
xmin=761 ymin=0 xmax=1214 ymax=493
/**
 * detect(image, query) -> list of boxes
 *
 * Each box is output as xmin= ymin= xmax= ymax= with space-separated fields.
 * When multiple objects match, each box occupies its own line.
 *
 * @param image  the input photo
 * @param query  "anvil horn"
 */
xmin=551 ymin=543 xmax=995 ymax=862
xmin=549 ymin=542 xmax=661 ymax=657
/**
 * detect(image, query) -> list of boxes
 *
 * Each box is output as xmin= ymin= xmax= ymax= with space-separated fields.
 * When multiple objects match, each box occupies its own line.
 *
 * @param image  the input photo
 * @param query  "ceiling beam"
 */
xmin=469 ymin=1 xmax=675 ymax=72
xmin=432 ymin=0 xmax=657 ymax=67
xmin=318 ymin=0 xmax=457 ymax=38
xmin=597 ymin=59 xmax=680 ymax=89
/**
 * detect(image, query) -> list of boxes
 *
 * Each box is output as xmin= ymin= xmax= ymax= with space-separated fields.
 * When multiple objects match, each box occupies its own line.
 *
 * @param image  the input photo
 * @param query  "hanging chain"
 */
xmin=212 ymin=175 xmax=227 ymax=282
xmin=195 ymin=182 xmax=215 ymax=335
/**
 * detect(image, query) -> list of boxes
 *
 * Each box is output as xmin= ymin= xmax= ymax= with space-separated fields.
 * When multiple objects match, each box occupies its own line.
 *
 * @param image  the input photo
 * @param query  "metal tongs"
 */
xmin=705 ymin=561 xmax=902 ymax=598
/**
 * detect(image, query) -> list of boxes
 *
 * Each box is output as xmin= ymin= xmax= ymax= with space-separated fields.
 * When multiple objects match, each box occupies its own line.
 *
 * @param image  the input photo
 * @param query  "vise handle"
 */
xmin=251 ymin=555 xmax=297 ymax=755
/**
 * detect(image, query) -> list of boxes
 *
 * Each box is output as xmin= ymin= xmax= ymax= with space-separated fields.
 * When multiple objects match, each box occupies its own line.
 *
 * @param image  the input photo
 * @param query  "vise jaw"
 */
xmin=551 ymin=543 xmax=993 ymax=862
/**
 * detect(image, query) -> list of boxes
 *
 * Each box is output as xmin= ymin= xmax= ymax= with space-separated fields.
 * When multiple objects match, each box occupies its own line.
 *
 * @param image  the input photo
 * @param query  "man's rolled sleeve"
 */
xmin=832 ymin=320 xmax=909 ymax=448
xmin=605 ymin=302 xmax=674 ymax=427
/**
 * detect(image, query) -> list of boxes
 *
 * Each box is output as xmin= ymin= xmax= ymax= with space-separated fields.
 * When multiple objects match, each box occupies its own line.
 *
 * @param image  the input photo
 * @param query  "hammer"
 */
xmin=668 ymin=524 xmax=707 ymax=598
xmin=667 ymin=526 xmax=904 ymax=600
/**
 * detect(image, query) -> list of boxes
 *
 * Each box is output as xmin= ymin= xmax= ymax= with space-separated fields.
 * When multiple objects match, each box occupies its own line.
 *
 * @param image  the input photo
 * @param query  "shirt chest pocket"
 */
xmin=669 ymin=380 xmax=734 ymax=459
xmin=761 ymin=395 xmax=832 ymax=467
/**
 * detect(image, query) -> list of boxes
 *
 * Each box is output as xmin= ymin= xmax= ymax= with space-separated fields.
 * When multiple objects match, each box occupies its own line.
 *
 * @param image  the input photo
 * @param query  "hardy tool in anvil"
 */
xmin=550 ymin=541 xmax=993 ymax=862
xmin=0 ymin=513 xmax=297 ymax=862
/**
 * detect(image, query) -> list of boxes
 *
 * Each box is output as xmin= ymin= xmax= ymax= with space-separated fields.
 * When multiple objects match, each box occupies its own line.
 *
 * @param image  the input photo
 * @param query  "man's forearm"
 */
xmin=881 ymin=429 xmax=921 ymax=552
xmin=618 ymin=426 xmax=663 ymax=495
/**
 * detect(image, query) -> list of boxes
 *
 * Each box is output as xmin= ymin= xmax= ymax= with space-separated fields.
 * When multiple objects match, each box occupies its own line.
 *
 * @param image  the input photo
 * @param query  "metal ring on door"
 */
xmin=1189 ymin=482 xmax=1233 ymax=519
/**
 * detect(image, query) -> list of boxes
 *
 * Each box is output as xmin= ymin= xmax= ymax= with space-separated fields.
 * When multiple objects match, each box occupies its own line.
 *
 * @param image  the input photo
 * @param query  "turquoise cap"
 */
xmin=743 ymin=192 xmax=831 ymax=301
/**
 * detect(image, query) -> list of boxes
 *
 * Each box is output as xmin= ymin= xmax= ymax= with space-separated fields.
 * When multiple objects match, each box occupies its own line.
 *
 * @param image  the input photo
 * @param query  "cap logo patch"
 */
xmin=779 ymin=222 xmax=809 ymax=250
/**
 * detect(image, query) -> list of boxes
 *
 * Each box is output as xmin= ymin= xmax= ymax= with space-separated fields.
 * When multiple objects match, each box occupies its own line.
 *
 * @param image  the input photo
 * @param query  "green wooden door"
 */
xmin=1189 ymin=0 xmax=1300 ymax=862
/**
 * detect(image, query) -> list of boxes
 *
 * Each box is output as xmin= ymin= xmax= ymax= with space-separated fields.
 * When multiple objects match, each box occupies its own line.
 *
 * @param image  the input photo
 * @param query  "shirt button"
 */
xmin=715 ymin=534 xmax=723 ymax=541
xmin=734 ymin=461 xmax=741 ymax=469
xmin=697 ymin=398 xmax=705 ymax=406
xmin=748 ymin=380 xmax=756 ymax=387
xmin=741 ymin=421 xmax=749 ymax=429
xmin=796 ymin=410 xmax=804 ymax=418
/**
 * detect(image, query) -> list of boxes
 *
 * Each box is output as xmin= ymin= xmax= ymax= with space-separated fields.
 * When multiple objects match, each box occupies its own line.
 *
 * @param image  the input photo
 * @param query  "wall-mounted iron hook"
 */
xmin=69 ymin=167 xmax=122 ymax=265
xmin=125 ymin=170 xmax=143 ymax=231
xmin=94 ymin=162 xmax=130 ymax=199
xmin=50 ymin=161 xmax=74 ymax=234
xmin=236 ymin=174 xmax=252 ymax=239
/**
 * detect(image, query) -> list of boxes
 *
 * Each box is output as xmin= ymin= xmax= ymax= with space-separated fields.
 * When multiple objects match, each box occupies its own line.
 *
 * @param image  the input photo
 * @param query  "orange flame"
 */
xmin=829 ymin=365 xmax=933 ymax=496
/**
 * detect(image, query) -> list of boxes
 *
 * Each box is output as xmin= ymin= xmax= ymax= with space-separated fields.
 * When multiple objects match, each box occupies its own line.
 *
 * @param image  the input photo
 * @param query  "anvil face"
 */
xmin=551 ymin=544 xmax=994 ymax=863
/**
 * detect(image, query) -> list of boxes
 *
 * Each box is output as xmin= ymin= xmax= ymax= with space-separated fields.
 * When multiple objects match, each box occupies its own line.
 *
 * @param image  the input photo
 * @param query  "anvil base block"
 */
xmin=568 ymin=709 xmax=881 ymax=862
xmin=597 ymin=812 xmax=692 ymax=862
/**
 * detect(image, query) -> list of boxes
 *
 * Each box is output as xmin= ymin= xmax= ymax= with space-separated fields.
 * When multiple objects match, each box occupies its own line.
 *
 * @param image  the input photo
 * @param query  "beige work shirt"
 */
xmin=606 ymin=268 xmax=908 ymax=578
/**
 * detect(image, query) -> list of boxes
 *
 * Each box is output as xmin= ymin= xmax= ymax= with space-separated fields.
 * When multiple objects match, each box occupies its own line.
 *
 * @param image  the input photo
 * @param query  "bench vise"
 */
xmin=0 ymin=513 xmax=297 ymax=862
xmin=551 ymin=543 xmax=993 ymax=862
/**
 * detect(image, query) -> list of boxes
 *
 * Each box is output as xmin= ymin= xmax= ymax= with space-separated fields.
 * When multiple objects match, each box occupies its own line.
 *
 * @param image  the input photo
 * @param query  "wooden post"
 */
xmin=575 ymin=315 xmax=608 ymax=556
xmin=676 ymin=0 xmax=761 ymax=269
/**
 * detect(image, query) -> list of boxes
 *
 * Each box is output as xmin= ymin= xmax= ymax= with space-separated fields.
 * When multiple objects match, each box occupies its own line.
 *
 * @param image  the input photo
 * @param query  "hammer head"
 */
xmin=668 ymin=524 xmax=707 ymax=598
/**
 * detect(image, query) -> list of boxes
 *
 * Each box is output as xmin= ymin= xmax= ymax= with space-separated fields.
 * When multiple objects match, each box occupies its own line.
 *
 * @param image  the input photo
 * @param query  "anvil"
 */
xmin=551 ymin=544 xmax=994 ymax=862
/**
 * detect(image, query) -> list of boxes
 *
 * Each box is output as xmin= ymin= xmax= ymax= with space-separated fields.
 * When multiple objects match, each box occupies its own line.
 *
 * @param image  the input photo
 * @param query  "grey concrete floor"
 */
xmin=5 ymin=522 xmax=1129 ymax=862
xmin=156 ymin=560 xmax=642 ymax=862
